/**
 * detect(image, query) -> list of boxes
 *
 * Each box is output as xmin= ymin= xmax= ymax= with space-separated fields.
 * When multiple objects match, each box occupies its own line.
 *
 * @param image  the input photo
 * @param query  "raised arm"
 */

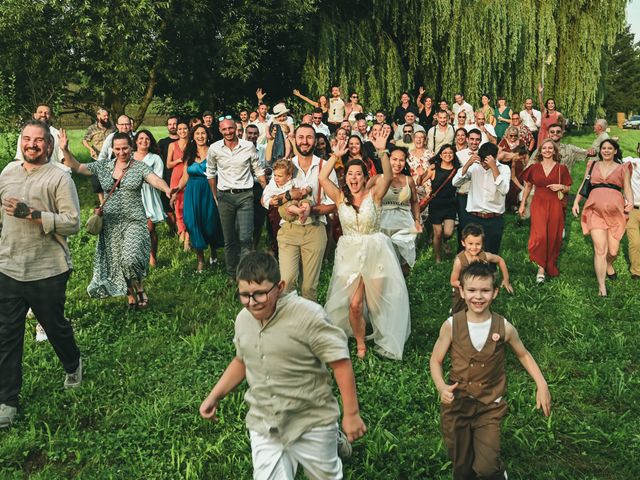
xmin=538 ymin=83 xmax=546 ymax=115
xmin=58 ymin=129 xmax=93 ymax=176
xmin=292 ymin=89 xmax=319 ymax=108
xmin=370 ymin=130 xmax=393 ymax=203
xmin=416 ymin=86 xmax=425 ymax=110
xmin=319 ymin=146 xmax=344 ymax=205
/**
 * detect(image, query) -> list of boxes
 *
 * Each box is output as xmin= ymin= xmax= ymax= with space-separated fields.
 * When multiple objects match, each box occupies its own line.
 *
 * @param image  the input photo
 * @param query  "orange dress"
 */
xmin=581 ymin=161 xmax=631 ymax=241
xmin=169 ymin=142 xmax=186 ymax=233
xmin=522 ymin=162 xmax=572 ymax=276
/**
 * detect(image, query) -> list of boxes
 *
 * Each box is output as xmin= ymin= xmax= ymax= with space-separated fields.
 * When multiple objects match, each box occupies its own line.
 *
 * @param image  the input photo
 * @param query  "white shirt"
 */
xmin=519 ymin=109 xmax=541 ymax=132
xmin=623 ymin=157 xmax=640 ymax=207
xmin=466 ymin=124 xmax=496 ymax=146
xmin=427 ymin=124 xmax=455 ymax=153
xmin=455 ymin=148 xmax=479 ymax=195
xmin=205 ymin=138 xmax=263 ymax=190
xmin=312 ymin=122 xmax=330 ymax=138
xmin=251 ymin=119 xmax=269 ymax=145
xmin=452 ymin=162 xmax=511 ymax=214
xmin=291 ymin=155 xmax=337 ymax=225
xmin=15 ymin=125 xmax=70 ymax=172
xmin=328 ymin=97 xmax=345 ymax=123
xmin=261 ymin=177 xmax=314 ymax=225
xmin=97 ymin=132 xmax=116 ymax=162
xmin=452 ymin=102 xmax=475 ymax=124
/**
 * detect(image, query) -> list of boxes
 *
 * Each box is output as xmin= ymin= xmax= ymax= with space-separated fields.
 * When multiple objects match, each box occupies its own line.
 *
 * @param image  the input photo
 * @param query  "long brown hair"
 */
xmin=342 ymin=160 xmax=369 ymax=207
xmin=534 ymin=138 xmax=560 ymax=163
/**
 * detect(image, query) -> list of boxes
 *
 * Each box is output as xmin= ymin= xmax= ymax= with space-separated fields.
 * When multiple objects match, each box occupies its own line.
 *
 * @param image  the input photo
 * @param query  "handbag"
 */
xmin=85 ymin=162 xmax=130 ymax=235
xmin=419 ymin=167 xmax=457 ymax=212
xmin=578 ymin=161 xmax=596 ymax=198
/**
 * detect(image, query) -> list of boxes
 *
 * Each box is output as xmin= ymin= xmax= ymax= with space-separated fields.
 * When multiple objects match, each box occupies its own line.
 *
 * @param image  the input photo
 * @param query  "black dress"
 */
xmin=427 ymin=164 xmax=458 ymax=225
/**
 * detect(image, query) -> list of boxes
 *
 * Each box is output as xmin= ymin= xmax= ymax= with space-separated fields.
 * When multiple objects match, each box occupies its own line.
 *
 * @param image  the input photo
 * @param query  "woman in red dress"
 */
xmin=167 ymin=120 xmax=189 ymax=250
xmin=518 ymin=139 xmax=572 ymax=282
xmin=572 ymin=139 xmax=634 ymax=296
xmin=537 ymin=83 xmax=565 ymax=144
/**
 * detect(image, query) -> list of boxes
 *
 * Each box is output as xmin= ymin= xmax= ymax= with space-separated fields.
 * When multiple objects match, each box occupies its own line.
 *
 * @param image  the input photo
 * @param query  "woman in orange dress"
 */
xmin=518 ymin=139 xmax=572 ymax=282
xmin=572 ymin=139 xmax=634 ymax=296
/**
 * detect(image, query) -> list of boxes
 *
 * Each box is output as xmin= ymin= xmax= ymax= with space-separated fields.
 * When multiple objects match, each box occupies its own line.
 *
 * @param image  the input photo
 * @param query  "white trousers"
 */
xmin=250 ymin=424 xmax=342 ymax=480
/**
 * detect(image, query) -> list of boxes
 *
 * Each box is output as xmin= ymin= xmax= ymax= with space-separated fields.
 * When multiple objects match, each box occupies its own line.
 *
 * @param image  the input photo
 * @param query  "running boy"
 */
xmin=450 ymin=223 xmax=513 ymax=314
xmin=431 ymin=261 xmax=551 ymax=479
xmin=200 ymin=251 xmax=366 ymax=479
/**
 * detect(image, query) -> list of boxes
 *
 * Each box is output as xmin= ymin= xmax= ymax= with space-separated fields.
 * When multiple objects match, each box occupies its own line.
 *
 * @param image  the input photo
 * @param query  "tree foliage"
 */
xmin=604 ymin=23 xmax=640 ymax=118
xmin=0 ymin=0 xmax=628 ymax=124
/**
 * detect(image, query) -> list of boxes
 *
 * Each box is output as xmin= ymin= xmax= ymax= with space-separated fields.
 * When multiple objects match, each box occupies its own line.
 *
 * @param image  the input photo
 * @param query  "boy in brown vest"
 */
xmin=430 ymin=262 xmax=551 ymax=479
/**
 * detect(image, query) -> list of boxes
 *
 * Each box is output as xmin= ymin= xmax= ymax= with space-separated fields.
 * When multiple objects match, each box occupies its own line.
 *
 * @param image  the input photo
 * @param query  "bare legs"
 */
xmin=432 ymin=219 xmax=455 ymax=263
xmin=147 ymin=220 xmax=158 ymax=268
xmin=590 ymin=229 xmax=620 ymax=296
xmin=349 ymin=278 xmax=367 ymax=359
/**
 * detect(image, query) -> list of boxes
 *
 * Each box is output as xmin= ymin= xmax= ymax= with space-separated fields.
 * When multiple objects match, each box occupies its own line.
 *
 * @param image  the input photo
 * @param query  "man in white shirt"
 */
xmin=427 ymin=111 xmax=455 ymax=153
xmin=394 ymin=111 xmax=425 ymax=141
xmin=252 ymin=103 xmax=270 ymax=145
xmin=624 ymin=153 xmax=640 ymax=279
xmin=15 ymin=105 xmax=69 ymax=172
xmin=466 ymin=111 xmax=497 ymax=145
xmin=206 ymin=118 xmax=266 ymax=278
xmin=520 ymin=98 xmax=541 ymax=147
xmin=327 ymin=86 xmax=346 ymax=133
xmin=452 ymin=142 xmax=510 ymax=254
xmin=279 ymin=124 xmax=338 ymax=301
xmin=311 ymin=108 xmax=330 ymax=137
xmin=452 ymin=93 xmax=474 ymax=124
xmin=454 ymin=128 xmax=482 ymax=247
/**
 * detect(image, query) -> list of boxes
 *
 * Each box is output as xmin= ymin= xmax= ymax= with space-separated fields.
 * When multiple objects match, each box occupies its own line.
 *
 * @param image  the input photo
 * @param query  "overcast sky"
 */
xmin=629 ymin=0 xmax=640 ymax=42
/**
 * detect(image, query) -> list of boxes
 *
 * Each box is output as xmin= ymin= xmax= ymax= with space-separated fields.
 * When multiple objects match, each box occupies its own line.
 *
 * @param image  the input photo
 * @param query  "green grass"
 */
xmin=0 ymin=127 xmax=639 ymax=479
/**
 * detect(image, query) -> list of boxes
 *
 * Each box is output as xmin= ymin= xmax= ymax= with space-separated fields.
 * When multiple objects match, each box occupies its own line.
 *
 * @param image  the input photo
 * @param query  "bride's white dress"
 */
xmin=324 ymin=193 xmax=411 ymax=360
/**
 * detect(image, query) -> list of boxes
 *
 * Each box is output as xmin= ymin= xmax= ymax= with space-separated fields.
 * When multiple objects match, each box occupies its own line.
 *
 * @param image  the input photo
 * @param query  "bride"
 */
xmin=319 ymin=130 xmax=411 ymax=360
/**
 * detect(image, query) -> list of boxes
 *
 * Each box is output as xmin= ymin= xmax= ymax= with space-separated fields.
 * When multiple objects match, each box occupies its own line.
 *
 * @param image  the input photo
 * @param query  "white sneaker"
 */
xmin=209 ymin=256 xmax=218 ymax=265
xmin=0 ymin=403 xmax=17 ymax=428
xmin=35 ymin=324 xmax=48 ymax=342
xmin=64 ymin=358 xmax=83 ymax=389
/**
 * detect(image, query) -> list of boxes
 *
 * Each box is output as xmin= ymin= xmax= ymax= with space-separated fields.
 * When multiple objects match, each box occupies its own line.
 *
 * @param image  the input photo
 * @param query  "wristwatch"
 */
xmin=31 ymin=210 xmax=42 ymax=220
xmin=14 ymin=202 xmax=31 ymax=218
xmin=285 ymin=190 xmax=292 ymax=201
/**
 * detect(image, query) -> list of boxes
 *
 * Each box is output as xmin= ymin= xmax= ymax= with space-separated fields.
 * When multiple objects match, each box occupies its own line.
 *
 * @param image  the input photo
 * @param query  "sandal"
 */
xmin=126 ymin=286 xmax=136 ymax=310
xmin=136 ymin=290 xmax=149 ymax=310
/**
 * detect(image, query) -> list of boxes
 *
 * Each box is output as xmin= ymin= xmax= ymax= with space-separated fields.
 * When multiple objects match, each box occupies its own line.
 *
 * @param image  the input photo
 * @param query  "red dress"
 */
xmin=169 ymin=142 xmax=186 ymax=233
xmin=522 ymin=162 xmax=572 ymax=276
xmin=538 ymin=111 xmax=561 ymax=144
xmin=581 ymin=161 xmax=631 ymax=241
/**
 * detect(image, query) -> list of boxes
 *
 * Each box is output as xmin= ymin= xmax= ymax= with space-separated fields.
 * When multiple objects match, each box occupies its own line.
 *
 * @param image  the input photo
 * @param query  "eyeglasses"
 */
xmin=218 ymin=115 xmax=233 ymax=122
xmin=237 ymin=283 xmax=277 ymax=305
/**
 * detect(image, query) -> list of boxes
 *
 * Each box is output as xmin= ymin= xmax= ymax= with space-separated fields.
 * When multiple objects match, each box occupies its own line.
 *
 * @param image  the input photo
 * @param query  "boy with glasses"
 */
xmin=200 ymin=251 xmax=366 ymax=479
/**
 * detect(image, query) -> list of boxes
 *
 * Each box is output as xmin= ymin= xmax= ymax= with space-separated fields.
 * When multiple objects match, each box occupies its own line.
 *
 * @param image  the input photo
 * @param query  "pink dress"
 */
xmin=169 ymin=142 xmax=186 ymax=234
xmin=581 ymin=161 xmax=631 ymax=241
xmin=538 ymin=111 xmax=561 ymax=144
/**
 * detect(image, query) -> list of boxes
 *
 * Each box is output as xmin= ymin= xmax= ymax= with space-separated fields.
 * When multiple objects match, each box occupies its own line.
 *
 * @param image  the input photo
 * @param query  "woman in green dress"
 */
xmin=494 ymin=97 xmax=512 ymax=140
xmin=62 ymin=131 xmax=171 ymax=309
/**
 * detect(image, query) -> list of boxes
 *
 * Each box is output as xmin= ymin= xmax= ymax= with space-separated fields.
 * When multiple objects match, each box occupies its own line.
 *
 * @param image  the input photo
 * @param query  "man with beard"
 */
xmin=157 ymin=115 xmax=179 ymax=234
xmin=395 ymin=124 xmax=415 ymax=149
xmin=206 ymin=118 xmax=266 ymax=279
xmin=312 ymin=108 xmax=331 ymax=137
xmin=452 ymin=93 xmax=474 ymax=125
xmin=528 ymin=123 xmax=591 ymax=170
xmin=427 ymin=110 xmax=455 ymax=153
xmin=14 ymin=105 xmax=68 ymax=174
xmin=279 ymin=124 xmax=337 ymax=301
xmin=238 ymin=110 xmax=250 ymax=139
xmin=0 ymin=121 xmax=82 ymax=428
xmin=454 ymin=128 xmax=483 ymax=246
xmin=467 ymin=111 xmax=497 ymax=145
xmin=83 ymin=107 xmax=114 ymax=160
xmin=327 ymin=86 xmax=346 ymax=133
xmin=394 ymin=111 xmax=425 ymax=141
xmin=392 ymin=92 xmax=419 ymax=129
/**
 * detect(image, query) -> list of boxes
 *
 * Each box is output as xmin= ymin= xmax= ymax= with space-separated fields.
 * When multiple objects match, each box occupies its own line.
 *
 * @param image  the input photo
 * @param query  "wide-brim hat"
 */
xmin=272 ymin=103 xmax=290 ymax=116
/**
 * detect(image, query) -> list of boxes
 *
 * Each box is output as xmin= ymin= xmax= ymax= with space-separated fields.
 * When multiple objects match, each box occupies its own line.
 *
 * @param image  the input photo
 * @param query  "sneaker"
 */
xmin=35 ymin=324 xmax=48 ymax=342
xmin=0 ymin=404 xmax=17 ymax=429
xmin=64 ymin=358 xmax=83 ymax=389
xmin=337 ymin=430 xmax=352 ymax=459
xmin=26 ymin=308 xmax=35 ymax=319
xmin=536 ymin=272 xmax=545 ymax=284
xmin=209 ymin=256 xmax=217 ymax=265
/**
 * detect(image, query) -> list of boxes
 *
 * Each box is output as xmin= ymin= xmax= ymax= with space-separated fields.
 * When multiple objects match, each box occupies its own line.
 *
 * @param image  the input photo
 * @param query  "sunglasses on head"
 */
xmin=218 ymin=115 xmax=233 ymax=122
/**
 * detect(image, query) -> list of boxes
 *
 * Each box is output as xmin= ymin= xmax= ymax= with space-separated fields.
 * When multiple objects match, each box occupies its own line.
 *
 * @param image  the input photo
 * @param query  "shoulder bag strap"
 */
xmin=98 ymin=161 xmax=130 ymax=212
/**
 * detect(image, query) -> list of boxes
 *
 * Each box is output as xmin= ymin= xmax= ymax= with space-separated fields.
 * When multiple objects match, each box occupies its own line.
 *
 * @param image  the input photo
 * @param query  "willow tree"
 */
xmin=302 ymin=0 xmax=625 ymax=121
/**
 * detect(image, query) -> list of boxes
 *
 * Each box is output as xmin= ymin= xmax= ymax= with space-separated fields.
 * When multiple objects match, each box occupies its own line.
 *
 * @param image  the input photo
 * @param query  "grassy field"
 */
xmin=0 ymin=127 xmax=639 ymax=479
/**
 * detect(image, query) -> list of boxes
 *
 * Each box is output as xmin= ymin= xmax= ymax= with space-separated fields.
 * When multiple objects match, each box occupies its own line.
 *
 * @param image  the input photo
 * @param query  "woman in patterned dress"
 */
xmin=63 ymin=132 xmax=172 ymax=309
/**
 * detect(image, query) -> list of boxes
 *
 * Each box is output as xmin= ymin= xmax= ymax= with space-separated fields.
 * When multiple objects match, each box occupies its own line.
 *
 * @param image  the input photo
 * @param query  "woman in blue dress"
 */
xmin=172 ymin=125 xmax=224 ymax=272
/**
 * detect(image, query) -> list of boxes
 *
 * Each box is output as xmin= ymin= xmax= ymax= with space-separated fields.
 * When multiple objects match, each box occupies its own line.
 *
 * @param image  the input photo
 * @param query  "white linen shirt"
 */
xmin=291 ymin=155 xmax=337 ymax=225
xmin=519 ymin=109 xmax=541 ymax=132
xmin=452 ymin=102 xmax=475 ymax=124
xmin=205 ymin=138 xmax=263 ymax=190
xmin=452 ymin=162 xmax=511 ymax=214
xmin=313 ymin=122 xmax=331 ymax=138
xmin=623 ymin=157 xmax=640 ymax=207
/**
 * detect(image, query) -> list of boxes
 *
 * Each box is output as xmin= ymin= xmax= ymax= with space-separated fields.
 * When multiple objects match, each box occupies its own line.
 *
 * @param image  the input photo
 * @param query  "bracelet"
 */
xmin=377 ymin=149 xmax=389 ymax=155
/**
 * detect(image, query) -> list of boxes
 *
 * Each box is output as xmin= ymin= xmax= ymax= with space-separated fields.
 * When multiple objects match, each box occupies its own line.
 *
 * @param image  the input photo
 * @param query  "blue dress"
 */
xmin=183 ymin=160 xmax=224 ymax=250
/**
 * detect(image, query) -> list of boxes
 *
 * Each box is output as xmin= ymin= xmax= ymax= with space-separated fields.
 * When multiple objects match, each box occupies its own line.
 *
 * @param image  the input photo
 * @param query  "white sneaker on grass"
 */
xmin=337 ymin=430 xmax=352 ymax=459
xmin=64 ymin=358 xmax=83 ymax=389
xmin=0 ymin=404 xmax=17 ymax=429
xmin=35 ymin=323 xmax=48 ymax=342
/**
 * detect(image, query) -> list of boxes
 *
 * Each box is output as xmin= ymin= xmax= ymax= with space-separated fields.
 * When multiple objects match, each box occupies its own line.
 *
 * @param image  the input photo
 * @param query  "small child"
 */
xmin=262 ymin=158 xmax=314 ymax=224
xmin=450 ymin=224 xmax=513 ymax=314
xmin=200 ymin=252 xmax=366 ymax=478
xmin=430 ymin=261 xmax=551 ymax=480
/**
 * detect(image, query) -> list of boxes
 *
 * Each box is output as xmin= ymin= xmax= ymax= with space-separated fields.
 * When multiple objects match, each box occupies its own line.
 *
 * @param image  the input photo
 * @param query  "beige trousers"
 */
xmin=277 ymin=222 xmax=327 ymax=301
xmin=626 ymin=208 xmax=640 ymax=276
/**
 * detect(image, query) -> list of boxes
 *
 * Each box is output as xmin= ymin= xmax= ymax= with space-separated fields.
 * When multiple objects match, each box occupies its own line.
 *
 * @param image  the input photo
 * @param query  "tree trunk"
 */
xmin=133 ymin=62 xmax=159 ymax=128
xmin=103 ymin=89 xmax=127 ymax=122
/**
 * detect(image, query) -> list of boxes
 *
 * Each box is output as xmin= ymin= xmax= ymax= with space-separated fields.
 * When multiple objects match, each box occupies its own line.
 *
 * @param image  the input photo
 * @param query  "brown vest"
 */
xmin=449 ymin=310 xmax=506 ymax=405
